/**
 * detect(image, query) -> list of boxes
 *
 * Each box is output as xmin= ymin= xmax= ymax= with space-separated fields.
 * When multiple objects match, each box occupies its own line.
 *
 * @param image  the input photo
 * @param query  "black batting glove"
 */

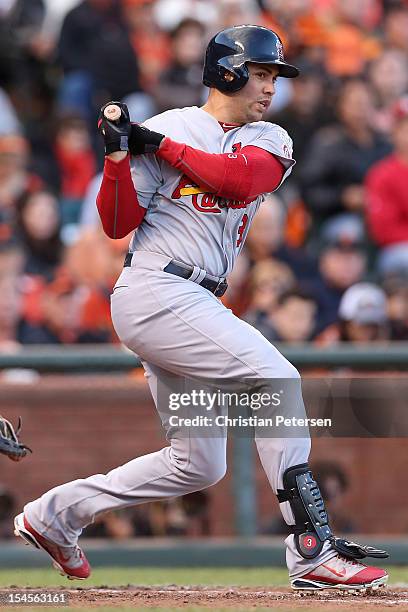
xmin=129 ymin=123 xmax=165 ymax=155
xmin=98 ymin=101 xmax=131 ymax=155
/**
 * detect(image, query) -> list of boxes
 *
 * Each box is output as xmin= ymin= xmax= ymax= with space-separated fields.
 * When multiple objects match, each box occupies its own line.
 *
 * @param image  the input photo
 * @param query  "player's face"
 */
xmin=236 ymin=63 xmax=279 ymax=123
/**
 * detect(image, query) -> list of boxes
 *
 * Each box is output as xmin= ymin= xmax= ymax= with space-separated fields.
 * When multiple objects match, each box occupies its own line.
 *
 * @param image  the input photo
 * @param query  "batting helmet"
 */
xmin=203 ymin=25 xmax=299 ymax=93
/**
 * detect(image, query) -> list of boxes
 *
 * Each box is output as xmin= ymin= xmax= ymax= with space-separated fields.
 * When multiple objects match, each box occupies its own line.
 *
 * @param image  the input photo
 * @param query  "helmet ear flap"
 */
xmin=215 ymin=63 xmax=249 ymax=93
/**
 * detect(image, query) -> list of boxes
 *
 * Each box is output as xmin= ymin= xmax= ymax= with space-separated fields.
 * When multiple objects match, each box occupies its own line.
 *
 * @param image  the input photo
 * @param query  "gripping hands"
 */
xmin=98 ymin=101 xmax=165 ymax=156
xmin=98 ymin=101 xmax=131 ymax=155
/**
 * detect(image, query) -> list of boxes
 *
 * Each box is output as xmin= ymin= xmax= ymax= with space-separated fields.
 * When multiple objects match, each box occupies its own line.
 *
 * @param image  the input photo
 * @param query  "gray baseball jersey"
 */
xmin=129 ymin=105 xmax=295 ymax=277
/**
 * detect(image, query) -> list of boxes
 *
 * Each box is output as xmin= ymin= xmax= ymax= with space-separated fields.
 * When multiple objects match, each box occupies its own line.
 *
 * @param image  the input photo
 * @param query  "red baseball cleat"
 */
xmin=14 ymin=513 xmax=91 ymax=580
xmin=291 ymin=553 xmax=388 ymax=592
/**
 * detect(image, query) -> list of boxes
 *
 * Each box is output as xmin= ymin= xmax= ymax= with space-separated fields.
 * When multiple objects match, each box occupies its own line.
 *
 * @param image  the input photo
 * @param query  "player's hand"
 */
xmin=98 ymin=101 xmax=131 ymax=155
xmin=129 ymin=123 xmax=165 ymax=155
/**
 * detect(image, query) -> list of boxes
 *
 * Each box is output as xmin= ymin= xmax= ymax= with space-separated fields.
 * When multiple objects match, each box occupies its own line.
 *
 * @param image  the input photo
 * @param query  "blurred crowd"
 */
xmin=1 ymin=461 xmax=354 ymax=539
xmin=0 ymin=484 xmax=211 ymax=539
xmin=0 ymin=0 xmax=408 ymax=349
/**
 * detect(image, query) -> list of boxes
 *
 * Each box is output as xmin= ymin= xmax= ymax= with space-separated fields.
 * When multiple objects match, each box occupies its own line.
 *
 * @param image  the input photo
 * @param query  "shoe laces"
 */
xmin=72 ymin=546 xmax=82 ymax=562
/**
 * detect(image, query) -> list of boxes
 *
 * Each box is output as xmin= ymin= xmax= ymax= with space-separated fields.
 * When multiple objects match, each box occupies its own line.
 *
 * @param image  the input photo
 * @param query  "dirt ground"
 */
xmin=1 ymin=586 xmax=408 ymax=610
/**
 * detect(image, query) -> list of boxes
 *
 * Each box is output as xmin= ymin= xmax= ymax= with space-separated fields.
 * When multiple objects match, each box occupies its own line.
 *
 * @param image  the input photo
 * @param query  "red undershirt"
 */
xmin=97 ymin=125 xmax=285 ymax=239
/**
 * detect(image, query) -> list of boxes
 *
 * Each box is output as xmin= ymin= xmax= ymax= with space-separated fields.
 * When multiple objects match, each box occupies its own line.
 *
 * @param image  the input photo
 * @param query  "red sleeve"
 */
xmin=96 ymin=155 xmax=146 ymax=239
xmin=156 ymin=137 xmax=285 ymax=201
xmin=365 ymin=163 xmax=408 ymax=247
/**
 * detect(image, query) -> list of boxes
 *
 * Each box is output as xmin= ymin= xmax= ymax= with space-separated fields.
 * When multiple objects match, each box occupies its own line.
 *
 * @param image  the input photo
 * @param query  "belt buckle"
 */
xmin=214 ymin=278 xmax=227 ymax=297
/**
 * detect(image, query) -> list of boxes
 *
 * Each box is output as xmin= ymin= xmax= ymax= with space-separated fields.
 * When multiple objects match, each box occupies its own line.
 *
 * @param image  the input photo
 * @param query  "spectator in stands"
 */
xmin=152 ymin=0 xmax=217 ymax=32
xmin=57 ymin=0 xmax=141 ymax=122
xmin=244 ymin=258 xmax=295 ymax=328
xmin=180 ymin=490 xmax=210 ymax=536
xmin=18 ymin=261 xmax=117 ymax=344
xmin=306 ymin=215 xmax=368 ymax=333
xmin=217 ymin=0 xmax=260 ymax=30
xmin=153 ymin=18 xmax=206 ymax=113
xmin=0 ymin=486 xmax=16 ymax=538
xmin=366 ymin=97 xmax=408 ymax=277
xmin=382 ymin=275 xmax=408 ymax=341
xmin=62 ymin=226 xmax=128 ymax=342
xmin=260 ymin=0 xmax=327 ymax=60
xmin=82 ymin=509 xmax=136 ymax=539
xmin=0 ymin=134 xmax=41 ymax=249
xmin=0 ymin=88 xmax=21 ymax=136
xmin=369 ymin=50 xmax=408 ymax=135
xmin=384 ymin=5 xmax=408 ymax=55
xmin=18 ymin=270 xmax=79 ymax=344
xmin=322 ymin=0 xmax=381 ymax=78
xmin=0 ymin=0 xmax=51 ymax=102
xmin=269 ymin=60 xmax=329 ymax=188
xmin=15 ymin=189 xmax=63 ymax=280
xmin=121 ymin=0 xmax=170 ymax=92
xmin=299 ymin=79 xmax=391 ymax=232
xmin=64 ymin=225 xmax=127 ymax=294
xmin=148 ymin=491 xmax=210 ymax=536
xmin=337 ymin=283 xmax=389 ymax=343
xmin=54 ymin=115 xmax=96 ymax=228
xmin=0 ymin=246 xmax=22 ymax=351
xmin=248 ymin=288 xmax=318 ymax=344
xmin=83 ymin=491 xmax=210 ymax=538
xmin=245 ymin=196 xmax=318 ymax=280
xmin=1 ymin=1 xmax=57 ymax=188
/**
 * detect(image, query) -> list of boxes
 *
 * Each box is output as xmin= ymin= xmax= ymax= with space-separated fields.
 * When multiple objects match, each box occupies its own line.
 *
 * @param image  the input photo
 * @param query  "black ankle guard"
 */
xmin=277 ymin=463 xmax=332 ymax=559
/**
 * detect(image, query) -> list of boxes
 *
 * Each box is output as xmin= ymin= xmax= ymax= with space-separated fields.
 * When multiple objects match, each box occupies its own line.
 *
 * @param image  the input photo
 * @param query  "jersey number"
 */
xmin=236 ymin=213 xmax=248 ymax=247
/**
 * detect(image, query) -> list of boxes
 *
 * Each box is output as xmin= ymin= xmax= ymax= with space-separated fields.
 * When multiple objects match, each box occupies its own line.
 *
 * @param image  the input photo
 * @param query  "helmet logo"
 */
xmin=276 ymin=40 xmax=284 ymax=61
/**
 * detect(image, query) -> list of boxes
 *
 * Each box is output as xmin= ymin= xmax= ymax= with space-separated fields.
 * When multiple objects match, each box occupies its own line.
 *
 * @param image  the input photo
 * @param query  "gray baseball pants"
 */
xmin=24 ymin=251 xmax=335 ymax=577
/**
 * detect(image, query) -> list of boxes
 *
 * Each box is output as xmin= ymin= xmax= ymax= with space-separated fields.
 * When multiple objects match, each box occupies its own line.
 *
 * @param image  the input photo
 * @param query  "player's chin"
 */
xmin=248 ymin=104 xmax=266 ymax=122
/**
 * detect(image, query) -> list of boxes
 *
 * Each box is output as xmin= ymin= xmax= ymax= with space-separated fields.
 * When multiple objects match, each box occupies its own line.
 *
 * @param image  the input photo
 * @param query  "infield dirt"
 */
xmin=1 ymin=586 xmax=408 ymax=610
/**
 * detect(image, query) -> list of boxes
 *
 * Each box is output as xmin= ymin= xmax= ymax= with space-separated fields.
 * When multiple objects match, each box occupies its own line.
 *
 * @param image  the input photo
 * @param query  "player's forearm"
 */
xmin=156 ymin=138 xmax=285 ymax=200
xmin=97 ymin=154 xmax=146 ymax=239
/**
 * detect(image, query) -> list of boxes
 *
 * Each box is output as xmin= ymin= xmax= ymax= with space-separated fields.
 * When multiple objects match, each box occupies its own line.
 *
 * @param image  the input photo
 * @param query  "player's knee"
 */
xmin=170 ymin=448 xmax=226 ymax=489
xmin=195 ymin=465 xmax=226 ymax=489
xmin=205 ymin=461 xmax=227 ymax=487
xmin=188 ymin=458 xmax=227 ymax=489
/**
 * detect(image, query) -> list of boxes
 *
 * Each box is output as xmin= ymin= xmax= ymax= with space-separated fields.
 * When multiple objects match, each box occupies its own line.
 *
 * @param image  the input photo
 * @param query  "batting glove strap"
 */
xmin=98 ymin=101 xmax=131 ymax=155
xmin=129 ymin=123 xmax=165 ymax=155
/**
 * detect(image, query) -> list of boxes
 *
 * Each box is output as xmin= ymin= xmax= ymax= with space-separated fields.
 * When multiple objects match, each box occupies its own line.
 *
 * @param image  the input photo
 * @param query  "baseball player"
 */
xmin=14 ymin=26 xmax=388 ymax=592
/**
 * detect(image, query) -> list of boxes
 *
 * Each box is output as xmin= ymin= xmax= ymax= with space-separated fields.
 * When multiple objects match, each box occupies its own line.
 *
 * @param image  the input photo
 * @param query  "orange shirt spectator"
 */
xmin=324 ymin=23 xmax=381 ymax=77
xmin=122 ymin=0 xmax=171 ymax=90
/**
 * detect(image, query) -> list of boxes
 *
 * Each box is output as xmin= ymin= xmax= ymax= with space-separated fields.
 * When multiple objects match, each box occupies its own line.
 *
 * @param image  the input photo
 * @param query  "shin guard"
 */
xmin=277 ymin=463 xmax=332 ymax=559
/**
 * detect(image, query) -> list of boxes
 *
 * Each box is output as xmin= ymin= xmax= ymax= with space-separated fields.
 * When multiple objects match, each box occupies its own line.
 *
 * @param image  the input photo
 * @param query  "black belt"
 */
xmin=124 ymin=253 xmax=228 ymax=297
